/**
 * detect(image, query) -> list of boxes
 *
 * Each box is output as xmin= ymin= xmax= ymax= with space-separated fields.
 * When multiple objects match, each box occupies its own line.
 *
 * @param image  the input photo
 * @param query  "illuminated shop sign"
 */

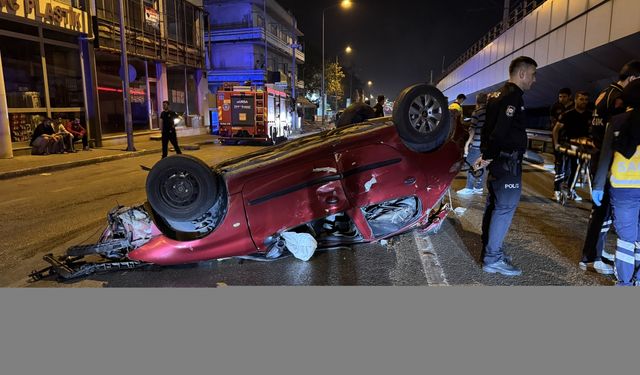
xmin=0 ymin=0 xmax=88 ymax=33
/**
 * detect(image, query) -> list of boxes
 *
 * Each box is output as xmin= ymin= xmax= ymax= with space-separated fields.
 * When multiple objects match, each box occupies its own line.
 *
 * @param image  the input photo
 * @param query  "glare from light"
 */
xmin=367 ymin=81 xmax=372 ymax=86
xmin=345 ymin=46 xmax=352 ymax=54
xmin=341 ymin=0 xmax=353 ymax=9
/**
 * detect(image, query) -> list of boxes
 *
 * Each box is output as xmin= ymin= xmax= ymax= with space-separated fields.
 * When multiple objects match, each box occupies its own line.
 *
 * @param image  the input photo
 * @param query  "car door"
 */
xmin=242 ymin=154 xmax=350 ymax=252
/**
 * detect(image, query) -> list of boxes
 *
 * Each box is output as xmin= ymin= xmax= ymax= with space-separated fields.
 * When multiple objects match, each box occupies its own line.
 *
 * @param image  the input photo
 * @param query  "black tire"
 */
xmin=146 ymin=155 xmax=221 ymax=222
xmin=392 ymin=84 xmax=451 ymax=152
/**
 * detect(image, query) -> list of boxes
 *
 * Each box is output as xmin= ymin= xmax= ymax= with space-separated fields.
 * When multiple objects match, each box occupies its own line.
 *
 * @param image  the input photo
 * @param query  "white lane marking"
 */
xmin=0 ymin=197 xmax=29 ymax=207
xmin=413 ymin=230 xmax=449 ymax=286
xmin=51 ymin=186 xmax=75 ymax=193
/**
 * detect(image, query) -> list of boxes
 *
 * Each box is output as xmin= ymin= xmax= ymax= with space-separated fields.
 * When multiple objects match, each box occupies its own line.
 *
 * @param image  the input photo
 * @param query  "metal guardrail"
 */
xmin=441 ymin=0 xmax=545 ymax=80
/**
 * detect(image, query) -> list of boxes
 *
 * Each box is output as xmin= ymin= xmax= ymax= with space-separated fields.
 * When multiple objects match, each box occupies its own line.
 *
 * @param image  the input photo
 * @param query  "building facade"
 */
xmin=93 ymin=0 xmax=208 ymax=140
xmin=1 ymin=0 xmax=207 ymax=155
xmin=204 ymin=0 xmax=304 ymax=95
xmin=0 ymin=0 xmax=91 ymax=153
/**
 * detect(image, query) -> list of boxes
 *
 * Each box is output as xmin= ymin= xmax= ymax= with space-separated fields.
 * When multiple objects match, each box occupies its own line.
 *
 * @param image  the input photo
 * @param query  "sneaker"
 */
xmin=473 ymin=188 xmax=484 ymax=195
xmin=570 ymin=191 xmax=583 ymax=201
xmin=457 ymin=188 xmax=474 ymax=195
xmin=482 ymin=259 xmax=522 ymax=276
xmin=601 ymin=251 xmax=615 ymax=262
xmin=553 ymin=191 xmax=561 ymax=202
xmin=578 ymin=260 xmax=614 ymax=275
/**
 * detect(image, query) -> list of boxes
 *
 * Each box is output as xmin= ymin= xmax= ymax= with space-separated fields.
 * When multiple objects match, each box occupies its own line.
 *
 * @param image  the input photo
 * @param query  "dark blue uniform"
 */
xmin=581 ymin=83 xmax=626 ymax=264
xmin=160 ymin=110 xmax=182 ymax=159
xmin=480 ymin=82 xmax=527 ymax=267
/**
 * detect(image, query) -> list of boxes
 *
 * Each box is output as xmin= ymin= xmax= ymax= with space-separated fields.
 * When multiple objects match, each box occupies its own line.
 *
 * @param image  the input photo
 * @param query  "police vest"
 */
xmin=610 ymin=146 xmax=640 ymax=188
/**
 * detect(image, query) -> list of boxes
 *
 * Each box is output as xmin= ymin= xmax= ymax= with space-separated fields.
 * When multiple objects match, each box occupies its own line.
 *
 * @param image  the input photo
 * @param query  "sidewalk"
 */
xmin=0 ymin=121 xmax=330 ymax=180
xmin=0 ymin=132 xmax=217 ymax=180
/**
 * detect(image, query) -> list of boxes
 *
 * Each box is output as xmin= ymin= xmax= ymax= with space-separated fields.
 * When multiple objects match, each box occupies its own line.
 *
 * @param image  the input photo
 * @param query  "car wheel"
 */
xmin=392 ymin=84 xmax=451 ymax=152
xmin=146 ymin=155 xmax=221 ymax=222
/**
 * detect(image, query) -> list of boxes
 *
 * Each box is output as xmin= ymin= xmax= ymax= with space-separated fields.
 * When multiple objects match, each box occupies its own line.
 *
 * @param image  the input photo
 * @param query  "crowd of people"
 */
xmin=29 ymin=117 xmax=91 ymax=155
xmin=453 ymin=57 xmax=640 ymax=285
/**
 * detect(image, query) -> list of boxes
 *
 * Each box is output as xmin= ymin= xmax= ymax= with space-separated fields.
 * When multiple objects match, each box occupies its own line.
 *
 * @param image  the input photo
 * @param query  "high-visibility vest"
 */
xmin=610 ymin=146 xmax=640 ymax=188
xmin=448 ymin=102 xmax=462 ymax=113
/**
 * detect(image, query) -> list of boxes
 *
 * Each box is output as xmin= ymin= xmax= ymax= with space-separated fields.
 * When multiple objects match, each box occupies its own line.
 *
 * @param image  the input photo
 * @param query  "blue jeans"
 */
xmin=609 ymin=187 xmax=640 ymax=285
xmin=465 ymin=146 xmax=485 ymax=189
xmin=481 ymin=159 xmax=523 ymax=265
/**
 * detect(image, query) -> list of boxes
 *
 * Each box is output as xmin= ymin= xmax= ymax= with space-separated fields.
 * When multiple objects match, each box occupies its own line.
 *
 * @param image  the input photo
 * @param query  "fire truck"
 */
xmin=217 ymin=83 xmax=292 ymax=144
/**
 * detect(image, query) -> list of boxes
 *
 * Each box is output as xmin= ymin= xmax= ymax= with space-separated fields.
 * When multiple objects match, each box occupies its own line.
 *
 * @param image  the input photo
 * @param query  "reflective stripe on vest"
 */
xmin=610 ymin=146 xmax=640 ymax=188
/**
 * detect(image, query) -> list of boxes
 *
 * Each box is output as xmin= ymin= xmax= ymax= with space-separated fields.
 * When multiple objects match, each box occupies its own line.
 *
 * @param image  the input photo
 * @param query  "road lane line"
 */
xmin=413 ymin=230 xmax=449 ymax=286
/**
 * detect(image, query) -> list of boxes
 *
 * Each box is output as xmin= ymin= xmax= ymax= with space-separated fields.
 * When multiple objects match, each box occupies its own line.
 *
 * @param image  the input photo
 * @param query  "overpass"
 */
xmin=437 ymin=0 xmax=640 ymax=109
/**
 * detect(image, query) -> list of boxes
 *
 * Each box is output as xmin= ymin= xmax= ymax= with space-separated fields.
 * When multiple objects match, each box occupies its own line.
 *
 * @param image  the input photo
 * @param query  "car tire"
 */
xmin=392 ymin=84 xmax=451 ymax=152
xmin=146 ymin=155 xmax=222 ymax=222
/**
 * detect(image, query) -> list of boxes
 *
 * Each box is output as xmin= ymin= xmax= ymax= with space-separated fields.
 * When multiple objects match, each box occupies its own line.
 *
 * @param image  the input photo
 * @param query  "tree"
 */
xmin=326 ymin=61 xmax=345 ymax=111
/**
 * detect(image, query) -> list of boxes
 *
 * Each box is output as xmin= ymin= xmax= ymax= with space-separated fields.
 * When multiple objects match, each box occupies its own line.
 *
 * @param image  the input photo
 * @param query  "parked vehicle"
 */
xmin=31 ymin=84 xmax=466 ymax=280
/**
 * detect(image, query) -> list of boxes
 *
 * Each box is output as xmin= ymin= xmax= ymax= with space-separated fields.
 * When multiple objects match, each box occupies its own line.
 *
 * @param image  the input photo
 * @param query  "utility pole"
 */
xmin=118 ymin=0 xmax=135 ymax=151
xmin=0 ymin=50 xmax=13 ymax=159
xmin=290 ymin=11 xmax=299 ymax=131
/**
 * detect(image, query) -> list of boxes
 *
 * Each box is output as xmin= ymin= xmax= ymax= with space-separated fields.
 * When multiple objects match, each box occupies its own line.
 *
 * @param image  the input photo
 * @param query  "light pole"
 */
xmin=322 ymin=0 xmax=352 ymax=127
xmin=367 ymin=80 xmax=373 ymax=99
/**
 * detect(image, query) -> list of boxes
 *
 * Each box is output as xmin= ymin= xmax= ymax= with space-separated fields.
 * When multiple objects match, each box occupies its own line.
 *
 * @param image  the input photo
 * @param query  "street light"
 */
xmin=367 ymin=80 xmax=373 ymax=98
xmin=322 ymin=0 xmax=353 ymax=127
xmin=345 ymin=45 xmax=352 ymax=54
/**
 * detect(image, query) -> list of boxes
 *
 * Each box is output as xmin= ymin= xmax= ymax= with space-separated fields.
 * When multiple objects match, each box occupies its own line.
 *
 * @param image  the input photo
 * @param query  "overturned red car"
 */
xmin=31 ymin=84 xmax=467 ymax=280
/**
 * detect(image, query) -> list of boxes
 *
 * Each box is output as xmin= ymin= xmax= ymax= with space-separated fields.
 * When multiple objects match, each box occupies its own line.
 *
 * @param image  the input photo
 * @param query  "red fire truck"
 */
xmin=217 ymin=83 xmax=292 ymax=144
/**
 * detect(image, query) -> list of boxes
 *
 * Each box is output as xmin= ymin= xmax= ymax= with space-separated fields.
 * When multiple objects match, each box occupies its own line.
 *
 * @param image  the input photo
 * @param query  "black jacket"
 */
xmin=160 ymin=110 xmax=178 ymax=133
xmin=591 ymin=83 xmax=625 ymax=148
xmin=481 ymin=82 xmax=527 ymax=160
xmin=29 ymin=122 xmax=55 ymax=146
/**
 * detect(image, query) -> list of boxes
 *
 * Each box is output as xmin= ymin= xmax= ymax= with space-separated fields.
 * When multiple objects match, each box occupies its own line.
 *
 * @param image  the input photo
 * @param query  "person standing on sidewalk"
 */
xmin=591 ymin=79 xmax=640 ymax=285
xmin=457 ymin=92 xmax=488 ymax=196
xmin=473 ymin=56 xmax=538 ymax=276
xmin=580 ymin=60 xmax=640 ymax=273
xmin=160 ymin=101 xmax=182 ymax=159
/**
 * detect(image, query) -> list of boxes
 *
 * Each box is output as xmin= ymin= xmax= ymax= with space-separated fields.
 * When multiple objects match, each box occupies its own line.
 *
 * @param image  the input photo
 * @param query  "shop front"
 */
xmin=0 ymin=0 xmax=90 ymax=155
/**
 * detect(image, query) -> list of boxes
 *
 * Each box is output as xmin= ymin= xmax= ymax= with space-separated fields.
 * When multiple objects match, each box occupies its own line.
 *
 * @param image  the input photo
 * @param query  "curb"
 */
xmin=0 ymin=139 xmax=218 ymax=180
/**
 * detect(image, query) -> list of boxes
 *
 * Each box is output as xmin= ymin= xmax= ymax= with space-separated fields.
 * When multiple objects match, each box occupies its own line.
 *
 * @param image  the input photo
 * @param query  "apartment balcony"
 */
xmin=205 ymin=28 xmax=305 ymax=63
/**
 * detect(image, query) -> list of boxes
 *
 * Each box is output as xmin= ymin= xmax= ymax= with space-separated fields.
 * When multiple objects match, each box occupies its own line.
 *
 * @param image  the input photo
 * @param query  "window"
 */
xmin=45 ymin=45 xmax=84 ymax=108
xmin=0 ymin=36 xmax=45 ymax=109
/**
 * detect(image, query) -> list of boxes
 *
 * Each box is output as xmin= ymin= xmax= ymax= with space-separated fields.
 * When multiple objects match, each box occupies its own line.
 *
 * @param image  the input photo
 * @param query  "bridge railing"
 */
xmin=441 ymin=0 xmax=545 ymax=80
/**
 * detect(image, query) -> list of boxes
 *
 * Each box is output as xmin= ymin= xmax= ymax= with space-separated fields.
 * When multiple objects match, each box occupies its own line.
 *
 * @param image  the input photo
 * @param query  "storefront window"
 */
xmin=187 ymin=69 xmax=197 ymax=117
xmin=45 ymin=45 xmax=84 ymax=108
xmin=8 ymin=113 xmax=47 ymax=143
xmin=167 ymin=67 xmax=186 ymax=114
xmin=0 ymin=36 xmax=45 ymax=109
xmin=96 ymin=53 xmax=153 ymax=134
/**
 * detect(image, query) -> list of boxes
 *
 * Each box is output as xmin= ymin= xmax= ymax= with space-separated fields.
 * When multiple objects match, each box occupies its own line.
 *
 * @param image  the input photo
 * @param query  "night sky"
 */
xmin=277 ymin=0 xmax=519 ymax=100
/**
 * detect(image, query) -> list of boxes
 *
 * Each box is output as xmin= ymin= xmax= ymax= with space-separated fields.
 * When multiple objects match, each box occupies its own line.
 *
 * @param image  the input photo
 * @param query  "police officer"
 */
xmin=160 ymin=100 xmax=183 ymax=159
xmin=473 ymin=56 xmax=538 ymax=276
xmin=580 ymin=60 xmax=640 ymax=273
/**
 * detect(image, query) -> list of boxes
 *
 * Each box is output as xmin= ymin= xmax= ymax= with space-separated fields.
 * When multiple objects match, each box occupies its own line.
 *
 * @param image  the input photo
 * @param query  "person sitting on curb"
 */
xmin=56 ymin=119 xmax=77 ymax=153
xmin=30 ymin=118 xmax=65 ymax=155
xmin=64 ymin=118 xmax=91 ymax=151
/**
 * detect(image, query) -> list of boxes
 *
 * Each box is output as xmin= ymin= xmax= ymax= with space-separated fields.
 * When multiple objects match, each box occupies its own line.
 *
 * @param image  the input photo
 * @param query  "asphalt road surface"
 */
xmin=0 ymin=144 xmax=614 ymax=287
